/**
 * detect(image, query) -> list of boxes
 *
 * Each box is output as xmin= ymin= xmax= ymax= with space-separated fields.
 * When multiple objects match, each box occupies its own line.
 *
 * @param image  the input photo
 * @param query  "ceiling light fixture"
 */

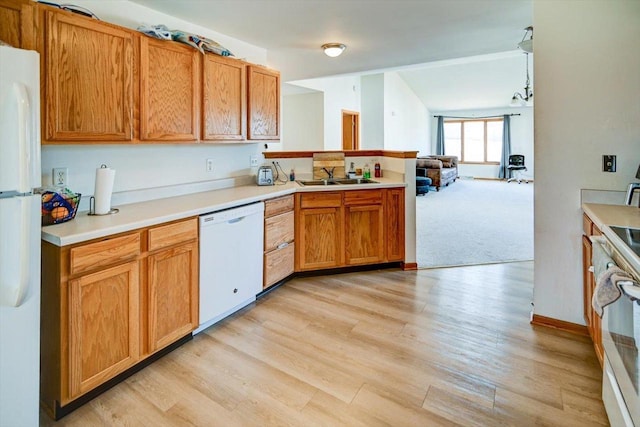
xmin=322 ymin=43 xmax=346 ymax=57
xmin=518 ymin=26 xmax=533 ymax=53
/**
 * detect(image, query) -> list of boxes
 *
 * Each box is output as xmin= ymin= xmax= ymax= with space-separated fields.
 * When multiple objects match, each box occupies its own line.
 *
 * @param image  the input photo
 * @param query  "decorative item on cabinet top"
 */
xmin=137 ymin=23 xmax=233 ymax=56
xmin=36 ymin=1 xmax=99 ymax=19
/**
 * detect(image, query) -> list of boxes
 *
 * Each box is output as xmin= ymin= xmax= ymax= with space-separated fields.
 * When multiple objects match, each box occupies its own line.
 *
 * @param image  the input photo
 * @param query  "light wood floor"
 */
xmin=41 ymin=261 xmax=608 ymax=426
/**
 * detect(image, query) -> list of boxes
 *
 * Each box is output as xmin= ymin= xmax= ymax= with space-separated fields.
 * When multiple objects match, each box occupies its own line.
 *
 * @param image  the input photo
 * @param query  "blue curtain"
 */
xmin=435 ymin=116 xmax=445 ymax=155
xmin=498 ymin=115 xmax=511 ymax=179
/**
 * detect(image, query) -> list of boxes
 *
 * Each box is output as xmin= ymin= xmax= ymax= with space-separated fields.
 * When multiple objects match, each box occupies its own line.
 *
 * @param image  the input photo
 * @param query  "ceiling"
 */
xmin=129 ymin=0 xmax=533 ymax=111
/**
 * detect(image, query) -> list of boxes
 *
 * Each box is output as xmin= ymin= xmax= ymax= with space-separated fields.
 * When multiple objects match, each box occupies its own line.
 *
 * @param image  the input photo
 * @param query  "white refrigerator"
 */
xmin=0 ymin=45 xmax=41 ymax=427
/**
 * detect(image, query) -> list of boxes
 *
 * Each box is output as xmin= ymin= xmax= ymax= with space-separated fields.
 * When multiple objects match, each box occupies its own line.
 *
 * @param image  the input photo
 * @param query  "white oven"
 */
xmin=600 ymin=230 xmax=640 ymax=427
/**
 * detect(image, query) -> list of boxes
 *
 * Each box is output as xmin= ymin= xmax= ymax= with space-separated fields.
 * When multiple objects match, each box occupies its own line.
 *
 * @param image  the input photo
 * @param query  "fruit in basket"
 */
xmin=51 ymin=206 xmax=69 ymax=220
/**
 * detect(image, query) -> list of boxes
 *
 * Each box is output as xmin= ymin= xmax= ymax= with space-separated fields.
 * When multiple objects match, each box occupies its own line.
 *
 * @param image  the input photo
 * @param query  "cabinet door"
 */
xmin=264 ymin=243 xmax=295 ymax=289
xmin=147 ymin=242 xmax=198 ymax=353
xmin=0 ymin=0 xmax=35 ymax=49
xmin=68 ymin=261 xmax=139 ymax=398
xmin=202 ymin=54 xmax=246 ymax=141
xmin=582 ymin=234 xmax=593 ymax=325
xmin=345 ymin=204 xmax=384 ymax=265
xmin=140 ymin=37 xmax=200 ymax=141
xmin=45 ymin=10 xmax=133 ymax=141
xmin=385 ymin=188 xmax=405 ymax=262
xmin=247 ymin=65 xmax=280 ymax=140
xmin=296 ymin=207 xmax=342 ymax=271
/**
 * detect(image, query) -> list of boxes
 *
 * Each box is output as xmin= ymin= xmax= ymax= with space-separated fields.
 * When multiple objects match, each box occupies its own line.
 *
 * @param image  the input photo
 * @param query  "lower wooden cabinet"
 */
xmin=582 ymin=213 xmax=603 ymax=366
xmin=68 ymin=261 xmax=140 ymax=398
xmin=41 ymin=217 xmax=199 ymax=418
xmin=147 ymin=241 xmax=198 ymax=353
xmin=295 ymin=188 xmax=405 ymax=272
xmin=345 ymin=190 xmax=384 ymax=265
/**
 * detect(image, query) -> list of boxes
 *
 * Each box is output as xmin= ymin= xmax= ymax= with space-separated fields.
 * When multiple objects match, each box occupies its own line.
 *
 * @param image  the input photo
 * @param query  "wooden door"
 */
xmin=385 ymin=188 xmax=405 ymax=262
xmin=0 ymin=0 xmax=35 ymax=49
xmin=202 ymin=55 xmax=246 ymax=141
xmin=342 ymin=110 xmax=360 ymax=150
xmin=140 ymin=37 xmax=200 ymax=141
xmin=147 ymin=242 xmax=199 ymax=352
xmin=68 ymin=261 xmax=140 ymax=398
xmin=247 ymin=65 xmax=280 ymax=140
xmin=44 ymin=10 xmax=134 ymax=142
xmin=296 ymin=207 xmax=342 ymax=271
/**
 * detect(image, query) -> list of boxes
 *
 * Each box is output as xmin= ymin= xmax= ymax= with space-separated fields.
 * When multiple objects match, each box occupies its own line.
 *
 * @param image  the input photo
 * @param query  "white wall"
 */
xmin=40 ymin=1 xmax=269 ymax=209
xmin=383 ymin=72 xmax=430 ymax=152
xmin=281 ymin=92 xmax=324 ymax=151
xmin=533 ymin=0 xmax=640 ymax=325
xmin=430 ymin=107 xmax=534 ymax=179
xmin=288 ymin=76 xmax=361 ymax=150
xmin=361 ymin=74 xmax=385 ymax=149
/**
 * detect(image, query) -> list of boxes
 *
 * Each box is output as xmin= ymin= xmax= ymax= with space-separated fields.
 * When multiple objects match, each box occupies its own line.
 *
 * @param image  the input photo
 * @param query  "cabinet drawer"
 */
xmin=265 ymin=195 xmax=294 ymax=217
xmin=265 ymin=211 xmax=294 ymax=252
xmin=264 ymin=243 xmax=294 ymax=288
xmin=70 ymin=233 xmax=140 ymax=276
xmin=298 ymin=192 xmax=342 ymax=208
xmin=344 ymin=189 xmax=383 ymax=206
xmin=148 ymin=218 xmax=198 ymax=252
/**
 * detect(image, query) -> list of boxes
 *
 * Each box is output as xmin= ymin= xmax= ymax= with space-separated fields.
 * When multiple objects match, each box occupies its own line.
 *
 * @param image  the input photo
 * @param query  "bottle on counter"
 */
xmin=348 ymin=162 xmax=356 ymax=178
xmin=374 ymin=162 xmax=381 ymax=178
xmin=289 ymin=168 xmax=295 ymax=181
xmin=363 ymin=164 xmax=371 ymax=179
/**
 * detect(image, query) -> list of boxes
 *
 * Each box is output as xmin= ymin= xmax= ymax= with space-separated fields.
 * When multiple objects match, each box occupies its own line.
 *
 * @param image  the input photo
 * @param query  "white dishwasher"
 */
xmin=195 ymin=201 xmax=264 ymax=334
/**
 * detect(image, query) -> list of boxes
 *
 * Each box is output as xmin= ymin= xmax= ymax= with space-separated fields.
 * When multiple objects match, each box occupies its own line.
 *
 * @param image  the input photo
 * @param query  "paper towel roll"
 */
xmin=94 ymin=165 xmax=115 ymax=215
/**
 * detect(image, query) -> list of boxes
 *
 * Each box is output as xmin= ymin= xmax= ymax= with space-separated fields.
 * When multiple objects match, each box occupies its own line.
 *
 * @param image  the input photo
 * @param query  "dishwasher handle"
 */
xmin=227 ymin=217 xmax=243 ymax=224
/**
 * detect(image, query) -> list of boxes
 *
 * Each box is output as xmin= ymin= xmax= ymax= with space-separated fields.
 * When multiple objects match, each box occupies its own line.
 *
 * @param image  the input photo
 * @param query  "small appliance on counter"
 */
xmin=257 ymin=165 xmax=274 ymax=186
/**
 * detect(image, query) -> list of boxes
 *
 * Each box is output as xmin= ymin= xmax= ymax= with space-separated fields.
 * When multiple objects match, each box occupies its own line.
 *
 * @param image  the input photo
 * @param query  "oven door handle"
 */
xmin=620 ymin=283 xmax=640 ymax=303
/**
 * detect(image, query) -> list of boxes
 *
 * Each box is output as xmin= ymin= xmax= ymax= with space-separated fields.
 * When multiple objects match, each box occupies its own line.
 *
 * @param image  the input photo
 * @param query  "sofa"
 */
xmin=416 ymin=155 xmax=459 ymax=191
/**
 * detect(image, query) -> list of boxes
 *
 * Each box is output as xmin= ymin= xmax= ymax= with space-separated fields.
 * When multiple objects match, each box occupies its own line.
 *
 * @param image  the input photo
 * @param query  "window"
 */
xmin=443 ymin=119 xmax=503 ymax=164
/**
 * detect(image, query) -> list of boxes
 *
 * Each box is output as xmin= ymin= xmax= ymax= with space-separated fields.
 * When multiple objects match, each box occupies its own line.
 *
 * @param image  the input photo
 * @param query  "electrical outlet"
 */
xmin=250 ymin=155 xmax=259 ymax=167
xmin=52 ymin=167 xmax=68 ymax=187
xmin=206 ymin=158 xmax=214 ymax=173
xmin=603 ymin=155 xmax=616 ymax=172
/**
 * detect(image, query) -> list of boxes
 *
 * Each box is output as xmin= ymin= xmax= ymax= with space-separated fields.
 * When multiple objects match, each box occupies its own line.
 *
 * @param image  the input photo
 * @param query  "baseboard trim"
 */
xmin=531 ymin=314 xmax=589 ymax=336
xmin=402 ymin=262 xmax=418 ymax=271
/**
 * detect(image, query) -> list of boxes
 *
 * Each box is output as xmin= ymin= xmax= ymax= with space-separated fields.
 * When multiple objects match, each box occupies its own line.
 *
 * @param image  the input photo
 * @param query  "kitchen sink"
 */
xmin=334 ymin=178 xmax=379 ymax=185
xmin=296 ymin=178 xmax=379 ymax=186
xmin=296 ymin=179 xmax=339 ymax=186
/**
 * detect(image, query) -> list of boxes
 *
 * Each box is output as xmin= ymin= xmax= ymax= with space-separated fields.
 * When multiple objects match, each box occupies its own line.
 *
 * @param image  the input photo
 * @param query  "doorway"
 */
xmin=342 ymin=110 xmax=360 ymax=150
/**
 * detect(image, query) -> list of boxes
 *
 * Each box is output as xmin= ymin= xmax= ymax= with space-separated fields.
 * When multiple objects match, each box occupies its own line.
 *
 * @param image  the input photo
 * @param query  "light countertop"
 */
xmin=582 ymin=203 xmax=640 ymax=273
xmin=42 ymin=178 xmax=406 ymax=247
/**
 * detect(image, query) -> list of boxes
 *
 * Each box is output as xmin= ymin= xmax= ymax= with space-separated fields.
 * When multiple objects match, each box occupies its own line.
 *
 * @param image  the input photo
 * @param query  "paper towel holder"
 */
xmin=88 ymin=196 xmax=119 ymax=216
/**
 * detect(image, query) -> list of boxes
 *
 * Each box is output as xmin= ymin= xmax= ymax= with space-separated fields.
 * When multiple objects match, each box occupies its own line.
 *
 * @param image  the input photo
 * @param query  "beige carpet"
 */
xmin=416 ymin=179 xmax=534 ymax=268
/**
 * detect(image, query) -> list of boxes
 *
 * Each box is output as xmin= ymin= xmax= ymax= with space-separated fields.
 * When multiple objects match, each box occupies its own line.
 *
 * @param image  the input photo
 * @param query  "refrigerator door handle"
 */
xmin=0 ymin=196 xmax=38 ymax=307
xmin=14 ymin=82 xmax=40 ymax=193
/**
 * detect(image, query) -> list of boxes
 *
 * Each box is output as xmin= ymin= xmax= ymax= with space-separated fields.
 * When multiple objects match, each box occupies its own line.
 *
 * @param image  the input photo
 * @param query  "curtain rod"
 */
xmin=433 ymin=113 xmax=521 ymax=119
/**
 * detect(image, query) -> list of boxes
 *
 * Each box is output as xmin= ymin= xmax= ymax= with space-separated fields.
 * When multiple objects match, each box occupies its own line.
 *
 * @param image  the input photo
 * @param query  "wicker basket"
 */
xmin=41 ymin=191 xmax=81 ymax=226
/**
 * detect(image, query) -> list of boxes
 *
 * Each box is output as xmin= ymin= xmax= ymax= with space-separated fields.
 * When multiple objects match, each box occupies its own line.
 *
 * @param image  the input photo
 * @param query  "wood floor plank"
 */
xmin=42 ymin=261 xmax=608 ymax=426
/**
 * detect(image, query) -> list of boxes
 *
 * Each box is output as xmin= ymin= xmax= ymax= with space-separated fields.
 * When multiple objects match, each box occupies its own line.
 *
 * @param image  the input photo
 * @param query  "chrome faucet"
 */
xmin=322 ymin=167 xmax=335 ymax=179
xmin=625 ymin=183 xmax=640 ymax=207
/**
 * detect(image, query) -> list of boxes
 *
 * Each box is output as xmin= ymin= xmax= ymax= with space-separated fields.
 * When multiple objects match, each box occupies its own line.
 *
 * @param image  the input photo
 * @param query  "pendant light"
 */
xmin=511 ymin=52 xmax=533 ymax=106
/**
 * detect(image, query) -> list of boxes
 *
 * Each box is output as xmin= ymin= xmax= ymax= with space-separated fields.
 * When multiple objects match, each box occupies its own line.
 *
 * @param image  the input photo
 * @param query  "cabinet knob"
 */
xmin=233 ymin=288 xmax=238 ymax=294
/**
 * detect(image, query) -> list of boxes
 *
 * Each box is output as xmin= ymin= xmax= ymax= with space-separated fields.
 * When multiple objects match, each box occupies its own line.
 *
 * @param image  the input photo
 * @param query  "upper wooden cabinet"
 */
xmin=247 ymin=65 xmax=280 ymax=141
xmin=33 ymin=5 xmax=280 ymax=144
xmin=0 ymin=0 xmax=35 ymax=49
xmin=44 ymin=9 xmax=134 ymax=142
xmin=202 ymin=54 xmax=246 ymax=141
xmin=140 ymin=37 xmax=200 ymax=141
